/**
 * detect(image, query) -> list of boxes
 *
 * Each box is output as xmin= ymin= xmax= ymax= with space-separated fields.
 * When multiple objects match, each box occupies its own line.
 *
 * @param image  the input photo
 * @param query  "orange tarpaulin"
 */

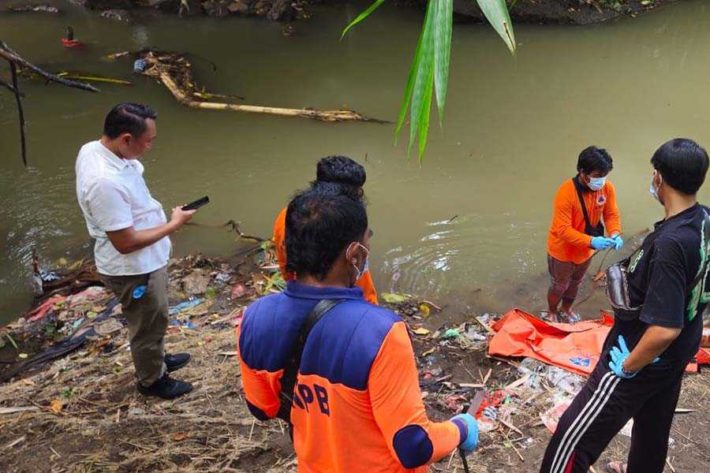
xmin=697 ymin=348 xmax=710 ymax=365
xmin=488 ymin=309 xmax=613 ymax=376
xmin=489 ymin=309 xmax=709 ymax=376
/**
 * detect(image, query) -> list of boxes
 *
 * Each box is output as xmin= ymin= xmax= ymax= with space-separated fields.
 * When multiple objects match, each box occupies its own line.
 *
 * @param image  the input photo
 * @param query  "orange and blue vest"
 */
xmin=237 ymin=282 xmax=464 ymax=472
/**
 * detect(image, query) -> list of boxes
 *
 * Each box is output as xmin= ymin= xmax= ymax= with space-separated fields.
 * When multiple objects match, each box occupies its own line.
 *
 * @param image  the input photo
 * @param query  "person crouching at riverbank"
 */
xmin=238 ymin=189 xmax=478 ymax=472
xmin=75 ymin=103 xmax=197 ymax=399
xmin=272 ymin=155 xmax=378 ymax=304
xmin=546 ymin=146 xmax=623 ymax=323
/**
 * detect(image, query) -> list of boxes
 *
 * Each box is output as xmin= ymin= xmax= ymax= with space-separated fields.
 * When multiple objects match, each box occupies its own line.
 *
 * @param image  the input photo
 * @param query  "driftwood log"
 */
xmin=137 ymin=50 xmax=387 ymax=123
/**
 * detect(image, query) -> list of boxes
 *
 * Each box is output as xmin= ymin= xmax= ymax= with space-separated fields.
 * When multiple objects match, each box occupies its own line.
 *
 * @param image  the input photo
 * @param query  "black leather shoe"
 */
xmin=165 ymin=353 xmax=191 ymax=372
xmin=137 ymin=374 xmax=193 ymax=399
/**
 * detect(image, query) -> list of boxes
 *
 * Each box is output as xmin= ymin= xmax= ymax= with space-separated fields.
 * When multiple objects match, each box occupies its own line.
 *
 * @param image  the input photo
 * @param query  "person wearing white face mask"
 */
xmin=546 ymin=146 xmax=624 ymax=323
xmin=540 ymin=140 xmax=710 ymax=473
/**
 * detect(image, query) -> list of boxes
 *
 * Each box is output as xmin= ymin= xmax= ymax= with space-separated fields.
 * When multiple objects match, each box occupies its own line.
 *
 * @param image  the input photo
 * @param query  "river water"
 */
xmin=2 ymin=1 xmax=710 ymax=323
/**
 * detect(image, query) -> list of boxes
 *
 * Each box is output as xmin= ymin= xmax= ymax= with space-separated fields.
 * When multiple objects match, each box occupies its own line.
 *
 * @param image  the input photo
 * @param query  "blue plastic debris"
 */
xmin=169 ymin=319 xmax=197 ymax=329
xmin=169 ymin=298 xmax=204 ymax=315
xmin=133 ymin=58 xmax=147 ymax=73
xmin=132 ymin=285 xmax=147 ymax=299
xmin=482 ymin=406 xmax=498 ymax=421
xmin=40 ymin=270 xmax=61 ymax=282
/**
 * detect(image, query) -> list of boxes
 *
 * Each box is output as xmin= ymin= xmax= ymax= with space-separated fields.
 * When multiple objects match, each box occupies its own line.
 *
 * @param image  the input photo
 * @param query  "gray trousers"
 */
xmin=101 ymin=266 xmax=169 ymax=386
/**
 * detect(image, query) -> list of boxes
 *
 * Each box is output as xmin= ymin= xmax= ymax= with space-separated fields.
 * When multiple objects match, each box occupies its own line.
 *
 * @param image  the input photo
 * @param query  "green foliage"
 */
xmin=342 ymin=0 xmax=517 ymax=161
xmin=381 ymin=292 xmax=410 ymax=303
xmin=408 ymin=0 xmax=437 ymax=158
xmin=476 ymin=0 xmax=516 ymax=54
xmin=341 ymin=0 xmax=387 ymax=39
xmin=43 ymin=322 xmax=57 ymax=338
xmin=433 ymin=0 xmax=453 ymax=120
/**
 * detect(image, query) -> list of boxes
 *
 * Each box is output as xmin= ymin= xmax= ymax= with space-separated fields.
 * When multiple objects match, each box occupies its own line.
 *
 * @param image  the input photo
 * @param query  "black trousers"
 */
xmin=539 ymin=352 xmax=685 ymax=473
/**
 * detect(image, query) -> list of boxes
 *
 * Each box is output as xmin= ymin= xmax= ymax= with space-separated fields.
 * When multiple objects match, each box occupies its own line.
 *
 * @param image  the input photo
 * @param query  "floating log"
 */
xmin=137 ymin=50 xmax=387 ymax=124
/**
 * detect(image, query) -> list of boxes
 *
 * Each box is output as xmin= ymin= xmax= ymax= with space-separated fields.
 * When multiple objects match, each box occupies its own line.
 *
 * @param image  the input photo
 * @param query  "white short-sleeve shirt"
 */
xmin=75 ymin=140 xmax=171 ymax=276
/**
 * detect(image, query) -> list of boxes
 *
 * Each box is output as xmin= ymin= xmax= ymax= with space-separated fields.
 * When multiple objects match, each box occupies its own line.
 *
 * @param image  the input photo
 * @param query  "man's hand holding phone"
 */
xmin=171 ymin=206 xmax=196 ymax=228
xmin=171 ymin=196 xmax=209 ymax=229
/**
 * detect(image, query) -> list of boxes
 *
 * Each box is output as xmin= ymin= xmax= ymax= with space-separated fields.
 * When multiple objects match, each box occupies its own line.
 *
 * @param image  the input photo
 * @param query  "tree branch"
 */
xmin=0 ymin=40 xmax=100 ymax=167
xmin=0 ymin=42 xmax=100 ymax=93
xmin=10 ymin=61 xmax=27 ymax=167
xmin=0 ymin=75 xmax=22 ymax=96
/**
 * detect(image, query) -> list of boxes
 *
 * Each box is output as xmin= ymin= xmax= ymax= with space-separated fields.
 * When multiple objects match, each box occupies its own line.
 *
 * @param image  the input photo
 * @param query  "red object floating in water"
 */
xmin=61 ymin=38 xmax=84 ymax=48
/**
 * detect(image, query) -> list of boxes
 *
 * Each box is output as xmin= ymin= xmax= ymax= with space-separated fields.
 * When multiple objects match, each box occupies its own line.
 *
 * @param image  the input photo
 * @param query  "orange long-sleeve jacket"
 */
xmin=273 ymin=207 xmax=379 ymax=304
xmin=547 ymin=178 xmax=622 ymax=264
xmin=238 ymin=282 xmax=465 ymax=472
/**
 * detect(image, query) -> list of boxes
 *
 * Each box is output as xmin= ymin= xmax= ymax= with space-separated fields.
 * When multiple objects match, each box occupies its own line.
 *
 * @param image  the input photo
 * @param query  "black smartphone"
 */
xmin=182 ymin=196 xmax=210 ymax=211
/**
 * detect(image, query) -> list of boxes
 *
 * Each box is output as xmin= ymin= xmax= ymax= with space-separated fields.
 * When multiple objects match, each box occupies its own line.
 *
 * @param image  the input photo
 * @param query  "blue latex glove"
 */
xmin=608 ymin=335 xmax=637 ymax=378
xmin=607 ymin=335 xmax=660 ymax=379
xmin=452 ymin=413 xmax=479 ymax=453
xmin=611 ymin=235 xmax=624 ymax=251
xmin=591 ymin=236 xmax=614 ymax=250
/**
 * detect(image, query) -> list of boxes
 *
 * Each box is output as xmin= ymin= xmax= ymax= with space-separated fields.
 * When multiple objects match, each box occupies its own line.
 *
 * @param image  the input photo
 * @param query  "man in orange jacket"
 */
xmin=239 ymin=189 xmax=478 ymax=472
xmin=273 ymin=155 xmax=378 ymax=304
xmin=547 ymin=146 xmax=623 ymax=322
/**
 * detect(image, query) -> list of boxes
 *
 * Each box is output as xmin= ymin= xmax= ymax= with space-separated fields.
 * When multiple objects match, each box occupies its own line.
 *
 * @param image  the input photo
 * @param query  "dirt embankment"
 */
xmin=4 ymin=0 xmax=681 ymax=24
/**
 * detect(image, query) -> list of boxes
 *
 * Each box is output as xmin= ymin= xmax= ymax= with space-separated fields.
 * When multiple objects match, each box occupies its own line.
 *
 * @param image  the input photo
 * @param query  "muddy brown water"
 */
xmin=2 ymin=1 xmax=710 ymax=324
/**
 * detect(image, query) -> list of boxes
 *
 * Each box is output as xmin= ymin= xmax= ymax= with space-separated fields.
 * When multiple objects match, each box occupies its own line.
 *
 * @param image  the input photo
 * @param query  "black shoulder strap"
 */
xmin=277 ymin=299 xmax=343 ymax=422
xmin=573 ymin=177 xmax=594 ymax=232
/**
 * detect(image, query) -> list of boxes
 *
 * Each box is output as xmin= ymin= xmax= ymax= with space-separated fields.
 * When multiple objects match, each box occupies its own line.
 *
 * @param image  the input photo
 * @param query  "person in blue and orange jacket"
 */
xmin=272 ymin=155 xmax=378 ymax=305
xmin=239 ymin=189 xmax=478 ymax=472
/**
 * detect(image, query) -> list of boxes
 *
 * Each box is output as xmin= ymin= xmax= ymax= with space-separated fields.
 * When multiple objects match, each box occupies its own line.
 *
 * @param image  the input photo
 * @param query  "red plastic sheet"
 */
xmin=26 ymin=295 xmax=66 ymax=323
xmin=697 ymin=348 xmax=710 ymax=365
xmin=488 ymin=309 xmax=710 ymax=376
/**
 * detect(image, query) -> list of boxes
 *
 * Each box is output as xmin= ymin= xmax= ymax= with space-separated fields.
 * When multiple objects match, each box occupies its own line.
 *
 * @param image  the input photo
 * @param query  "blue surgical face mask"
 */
xmin=588 ymin=176 xmax=607 ymax=191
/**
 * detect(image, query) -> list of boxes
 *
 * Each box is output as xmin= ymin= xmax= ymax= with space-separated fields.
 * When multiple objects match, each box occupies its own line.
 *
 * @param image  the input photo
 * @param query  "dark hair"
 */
xmin=651 ymin=138 xmax=709 ymax=195
xmin=315 ymin=155 xmax=366 ymax=188
xmin=311 ymin=180 xmax=364 ymax=203
xmin=577 ymin=146 xmax=613 ymax=175
xmin=103 ymin=103 xmax=157 ymax=139
xmin=285 ymin=189 xmax=368 ymax=280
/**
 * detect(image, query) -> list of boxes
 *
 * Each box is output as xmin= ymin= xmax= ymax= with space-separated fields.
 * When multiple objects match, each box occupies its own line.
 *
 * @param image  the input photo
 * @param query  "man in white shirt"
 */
xmin=76 ymin=103 xmax=197 ymax=399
